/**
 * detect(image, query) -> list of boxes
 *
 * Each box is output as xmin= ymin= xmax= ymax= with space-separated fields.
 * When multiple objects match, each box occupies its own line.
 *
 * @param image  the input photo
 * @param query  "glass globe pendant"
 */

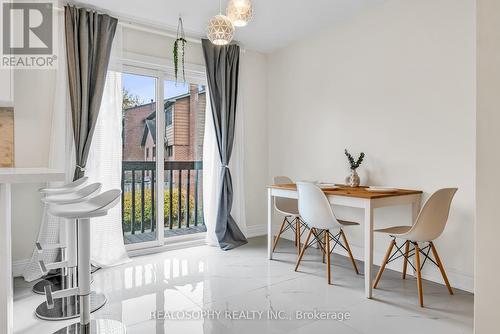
xmin=206 ymin=14 xmax=235 ymax=45
xmin=207 ymin=0 xmax=235 ymax=45
xmin=226 ymin=0 xmax=253 ymax=27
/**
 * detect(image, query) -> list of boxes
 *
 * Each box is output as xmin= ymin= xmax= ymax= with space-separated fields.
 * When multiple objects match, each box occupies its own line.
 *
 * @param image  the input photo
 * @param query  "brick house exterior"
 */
xmin=123 ymin=84 xmax=206 ymax=163
xmin=164 ymin=85 xmax=206 ymax=162
xmin=122 ymin=101 xmax=155 ymax=161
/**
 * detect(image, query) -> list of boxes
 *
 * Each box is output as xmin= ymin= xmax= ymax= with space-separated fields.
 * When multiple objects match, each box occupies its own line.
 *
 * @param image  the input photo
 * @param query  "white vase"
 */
xmin=345 ymin=169 xmax=360 ymax=188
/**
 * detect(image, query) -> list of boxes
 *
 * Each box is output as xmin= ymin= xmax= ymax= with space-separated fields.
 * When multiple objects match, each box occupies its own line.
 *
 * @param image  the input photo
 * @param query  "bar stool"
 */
xmin=272 ymin=176 xmax=308 ymax=255
xmin=33 ymin=177 xmax=89 ymax=294
xmin=46 ymin=189 xmax=126 ymax=334
xmin=40 ymin=177 xmax=89 ymax=195
xmin=36 ymin=183 xmax=107 ymax=320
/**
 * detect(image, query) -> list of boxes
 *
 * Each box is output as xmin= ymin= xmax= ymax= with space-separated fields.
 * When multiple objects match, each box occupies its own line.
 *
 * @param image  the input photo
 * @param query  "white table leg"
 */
xmin=407 ymin=197 xmax=422 ymax=278
xmin=364 ymin=201 xmax=374 ymax=298
xmin=411 ymin=197 xmax=421 ymax=224
xmin=267 ymin=188 xmax=273 ymax=260
xmin=0 ymin=183 xmax=13 ymax=334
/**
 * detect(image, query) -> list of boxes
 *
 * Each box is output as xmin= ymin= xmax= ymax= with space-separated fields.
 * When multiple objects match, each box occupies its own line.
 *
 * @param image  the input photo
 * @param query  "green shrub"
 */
xmin=123 ymin=188 xmax=201 ymax=233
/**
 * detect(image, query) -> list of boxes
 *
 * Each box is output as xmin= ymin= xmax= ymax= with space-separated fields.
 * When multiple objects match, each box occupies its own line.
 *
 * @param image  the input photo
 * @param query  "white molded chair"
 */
xmin=373 ymin=188 xmax=458 ymax=307
xmin=295 ymin=182 xmax=360 ymax=284
xmin=272 ymin=176 xmax=308 ymax=254
xmin=46 ymin=189 xmax=126 ymax=334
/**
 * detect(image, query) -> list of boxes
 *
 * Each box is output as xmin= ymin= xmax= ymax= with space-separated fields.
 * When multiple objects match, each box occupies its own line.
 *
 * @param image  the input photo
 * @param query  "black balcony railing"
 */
xmin=121 ymin=161 xmax=204 ymax=238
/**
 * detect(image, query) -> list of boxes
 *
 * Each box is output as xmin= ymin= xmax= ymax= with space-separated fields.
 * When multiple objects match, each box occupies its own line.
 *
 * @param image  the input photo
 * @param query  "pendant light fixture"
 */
xmin=207 ymin=0 xmax=235 ymax=45
xmin=226 ymin=0 xmax=253 ymax=27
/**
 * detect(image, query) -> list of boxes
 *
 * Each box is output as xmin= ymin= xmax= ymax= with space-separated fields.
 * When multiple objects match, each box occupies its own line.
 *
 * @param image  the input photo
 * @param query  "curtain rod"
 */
xmin=54 ymin=5 xmax=246 ymax=51
xmin=119 ymin=21 xmax=203 ymax=44
xmin=54 ymin=5 xmax=203 ymax=44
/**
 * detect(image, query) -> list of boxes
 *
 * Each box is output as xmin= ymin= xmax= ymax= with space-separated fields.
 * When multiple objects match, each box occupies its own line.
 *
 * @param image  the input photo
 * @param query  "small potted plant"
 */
xmin=344 ymin=149 xmax=365 ymax=187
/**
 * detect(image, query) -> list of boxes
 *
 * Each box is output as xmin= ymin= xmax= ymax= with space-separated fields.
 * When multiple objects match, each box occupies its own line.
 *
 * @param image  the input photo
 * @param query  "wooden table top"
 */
xmin=268 ymin=183 xmax=422 ymax=199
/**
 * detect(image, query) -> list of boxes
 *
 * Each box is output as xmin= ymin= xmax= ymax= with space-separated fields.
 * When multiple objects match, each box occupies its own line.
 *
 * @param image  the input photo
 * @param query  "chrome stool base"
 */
xmin=35 ymin=292 xmax=106 ymax=321
xmin=33 ymin=274 xmax=94 ymax=295
xmin=53 ymin=319 xmax=126 ymax=334
xmin=33 ymin=275 xmax=63 ymax=295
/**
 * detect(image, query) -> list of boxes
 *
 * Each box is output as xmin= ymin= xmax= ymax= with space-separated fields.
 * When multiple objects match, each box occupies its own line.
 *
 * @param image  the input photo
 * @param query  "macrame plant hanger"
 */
xmin=173 ymin=16 xmax=187 ymax=84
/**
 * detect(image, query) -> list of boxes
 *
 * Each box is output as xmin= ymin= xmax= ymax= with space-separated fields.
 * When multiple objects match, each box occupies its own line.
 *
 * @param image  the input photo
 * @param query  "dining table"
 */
xmin=267 ymin=183 xmax=423 ymax=299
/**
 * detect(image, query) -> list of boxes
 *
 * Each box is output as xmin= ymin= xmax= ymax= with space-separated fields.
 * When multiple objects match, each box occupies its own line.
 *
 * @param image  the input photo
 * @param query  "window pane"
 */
xmin=122 ymin=73 xmax=157 ymax=245
xmin=163 ymin=80 xmax=206 ymax=238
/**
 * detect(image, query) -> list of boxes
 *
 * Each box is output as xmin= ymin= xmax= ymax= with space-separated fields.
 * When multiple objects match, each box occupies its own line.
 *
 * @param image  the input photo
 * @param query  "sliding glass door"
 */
xmin=120 ymin=64 xmax=207 ymax=250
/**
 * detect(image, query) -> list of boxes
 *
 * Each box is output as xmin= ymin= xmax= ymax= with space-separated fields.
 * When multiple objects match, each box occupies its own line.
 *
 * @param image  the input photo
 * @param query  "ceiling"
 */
xmin=74 ymin=0 xmax=376 ymax=53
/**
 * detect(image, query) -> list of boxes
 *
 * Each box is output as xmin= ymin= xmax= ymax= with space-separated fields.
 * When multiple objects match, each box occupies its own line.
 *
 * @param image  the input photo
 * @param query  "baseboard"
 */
xmin=12 ymin=258 xmax=29 ymax=277
xmin=246 ymin=224 xmax=267 ymax=238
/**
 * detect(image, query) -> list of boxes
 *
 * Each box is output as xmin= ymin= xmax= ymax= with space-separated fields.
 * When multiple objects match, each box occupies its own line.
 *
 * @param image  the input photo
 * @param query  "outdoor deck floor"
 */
xmin=124 ymin=225 xmax=207 ymax=244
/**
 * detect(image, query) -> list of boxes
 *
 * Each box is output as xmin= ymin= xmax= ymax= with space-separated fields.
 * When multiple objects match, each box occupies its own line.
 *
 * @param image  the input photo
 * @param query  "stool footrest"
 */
xmin=52 ymin=287 xmax=79 ymax=300
xmin=36 ymin=242 xmax=65 ymax=253
xmin=39 ymin=260 xmax=68 ymax=274
xmin=44 ymin=285 xmax=79 ymax=309
xmin=44 ymin=285 xmax=54 ymax=309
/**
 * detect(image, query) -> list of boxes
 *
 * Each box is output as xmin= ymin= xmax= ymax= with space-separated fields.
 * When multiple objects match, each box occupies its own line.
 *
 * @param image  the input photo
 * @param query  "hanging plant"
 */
xmin=173 ymin=17 xmax=187 ymax=84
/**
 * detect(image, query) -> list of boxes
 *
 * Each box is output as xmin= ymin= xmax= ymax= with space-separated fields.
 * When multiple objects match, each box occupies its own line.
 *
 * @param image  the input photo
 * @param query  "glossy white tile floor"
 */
xmin=14 ymin=237 xmax=473 ymax=334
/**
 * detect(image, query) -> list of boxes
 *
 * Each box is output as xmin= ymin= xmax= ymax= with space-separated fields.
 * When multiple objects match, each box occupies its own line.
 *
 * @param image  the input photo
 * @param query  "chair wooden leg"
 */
xmin=322 ymin=250 xmax=326 ymax=263
xmin=295 ymin=218 xmax=301 ymax=255
xmin=326 ymin=229 xmax=331 ymax=285
xmin=402 ymin=240 xmax=410 ymax=279
xmin=373 ymin=239 xmax=396 ymax=289
xmin=414 ymin=242 xmax=424 ymax=307
xmin=340 ymin=229 xmax=359 ymax=275
xmin=272 ymin=217 xmax=288 ymax=252
xmin=430 ymin=242 xmax=453 ymax=295
xmin=295 ymin=228 xmax=314 ymax=272
xmin=293 ymin=218 xmax=298 ymax=247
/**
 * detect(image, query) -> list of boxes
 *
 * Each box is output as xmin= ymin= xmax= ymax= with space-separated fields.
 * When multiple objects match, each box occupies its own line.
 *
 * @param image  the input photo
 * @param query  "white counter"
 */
xmin=0 ymin=168 xmax=65 ymax=183
xmin=0 ymin=168 xmax=65 ymax=334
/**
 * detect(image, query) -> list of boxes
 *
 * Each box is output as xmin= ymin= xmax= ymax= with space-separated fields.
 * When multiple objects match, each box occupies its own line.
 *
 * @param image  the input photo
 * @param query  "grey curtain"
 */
xmin=202 ymin=39 xmax=248 ymax=250
xmin=65 ymin=5 xmax=118 ymax=180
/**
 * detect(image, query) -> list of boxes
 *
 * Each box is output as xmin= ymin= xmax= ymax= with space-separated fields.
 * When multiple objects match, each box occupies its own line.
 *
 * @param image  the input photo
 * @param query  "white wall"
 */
xmin=0 ymin=68 xmax=13 ymax=105
xmin=475 ymin=0 xmax=499 ymax=331
xmin=240 ymin=50 xmax=268 ymax=232
xmin=12 ymin=69 xmax=56 ymax=262
xmin=267 ymin=0 xmax=475 ymax=291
